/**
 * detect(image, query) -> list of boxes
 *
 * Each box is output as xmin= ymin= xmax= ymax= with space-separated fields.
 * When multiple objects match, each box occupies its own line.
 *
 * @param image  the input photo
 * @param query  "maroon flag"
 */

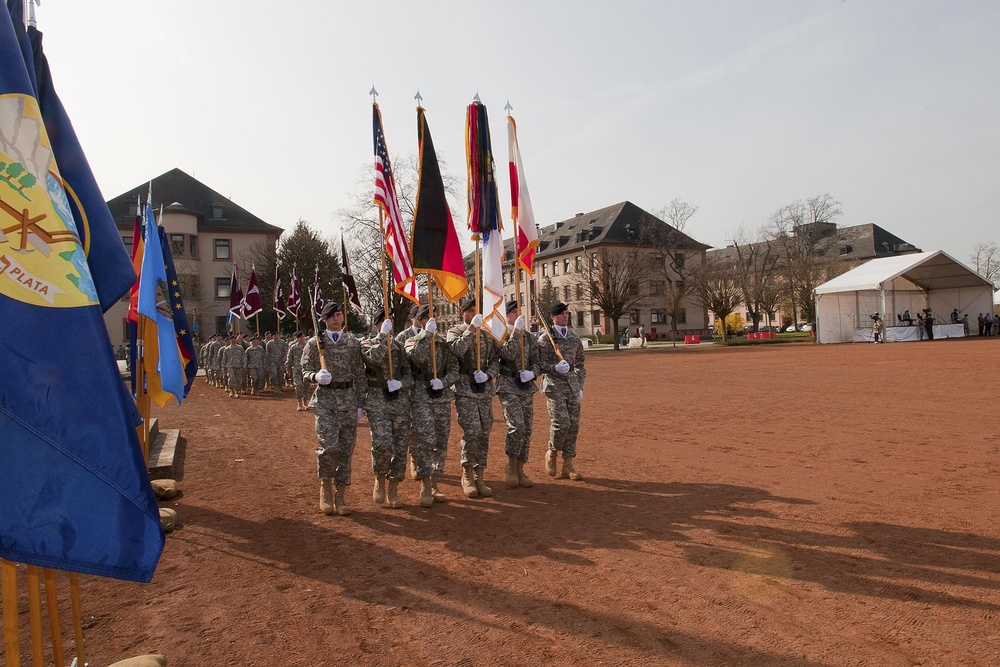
xmin=228 ymin=263 xmax=244 ymax=320
xmin=273 ymin=263 xmax=286 ymax=321
xmin=286 ymin=266 xmax=301 ymax=318
xmin=341 ymin=235 xmax=362 ymax=312
xmin=243 ymin=266 xmax=263 ymax=318
xmin=373 ymin=103 xmax=419 ymax=304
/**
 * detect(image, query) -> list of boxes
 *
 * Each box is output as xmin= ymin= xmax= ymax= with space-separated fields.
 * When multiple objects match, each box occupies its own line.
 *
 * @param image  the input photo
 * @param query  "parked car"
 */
xmin=785 ymin=325 xmax=798 ymax=332
xmin=801 ymin=323 xmax=814 ymax=332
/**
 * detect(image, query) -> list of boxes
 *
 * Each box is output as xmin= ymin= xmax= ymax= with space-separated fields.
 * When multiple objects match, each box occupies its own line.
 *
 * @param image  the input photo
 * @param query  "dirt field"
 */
xmin=20 ymin=337 xmax=1000 ymax=666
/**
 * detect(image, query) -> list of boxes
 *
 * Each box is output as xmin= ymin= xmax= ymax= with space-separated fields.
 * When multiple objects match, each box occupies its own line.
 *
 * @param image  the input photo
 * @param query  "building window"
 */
xmin=675 ymin=253 xmax=685 ymax=269
xmin=576 ymin=311 xmax=584 ymax=327
xmin=575 ymin=255 xmax=582 ymax=271
xmin=651 ymin=309 xmax=667 ymax=324
xmin=563 ymin=285 xmax=571 ymax=300
xmin=676 ymin=280 xmax=685 ymax=293
xmin=214 ymin=238 xmax=230 ymax=260
xmin=215 ymin=277 xmax=230 ymax=299
xmin=575 ymin=283 xmax=583 ymax=300
xmin=170 ymin=233 xmax=185 ymax=256
xmin=590 ymin=254 xmax=598 ymax=269
xmin=552 ymin=261 xmax=558 ymax=276
xmin=677 ymin=308 xmax=687 ymax=324
xmin=651 ymin=252 xmax=664 ymax=262
xmin=592 ymin=310 xmax=601 ymax=325
xmin=122 ymin=235 xmax=133 ymax=249
xmin=840 ymin=245 xmax=853 ymax=255
xmin=189 ymin=235 xmax=198 ymax=258
xmin=564 ymin=258 xmax=570 ymax=274
xmin=630 ymin=309 xmax=640 ymax=325
xmin=211 ymin=204 xmax=225 ymax=220
xmin=650 ymin=280 xmax=663 ymax=295
xmin=542 ymin=264 xmax=548 ymax=277
xmin=502 ymin=272 xmax=507 ymax=286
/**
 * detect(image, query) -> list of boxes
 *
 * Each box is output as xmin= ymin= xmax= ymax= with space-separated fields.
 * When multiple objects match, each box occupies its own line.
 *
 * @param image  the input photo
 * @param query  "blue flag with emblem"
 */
xmin=157 ymin=225 xmax=198 ymax=395
xmin=0 ymin=4 xmax=164 ymax=582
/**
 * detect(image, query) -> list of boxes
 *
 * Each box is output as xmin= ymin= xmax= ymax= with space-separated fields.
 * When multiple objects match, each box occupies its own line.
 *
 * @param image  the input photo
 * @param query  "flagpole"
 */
xmin=428 ymin=285 xmax=437 ymax=378
xmin=537 ymin=310 xmax=566 ymax=362
xmin=68 ymin=573 xmax=85 ymax=666
xmin=474 ymin=235 xmax=482 ymax=370
xmin=375 ymin=216 xmax=394 ymax=378
xmin=507 ymin=106 xmax=526 ymax=370
xmin=2 ymin=559 xmax=20 ymax=667
xmin=26 ymin=565 xmax=43 ymax=663
xmin=42 ymin=568 xmax=65 ymax=667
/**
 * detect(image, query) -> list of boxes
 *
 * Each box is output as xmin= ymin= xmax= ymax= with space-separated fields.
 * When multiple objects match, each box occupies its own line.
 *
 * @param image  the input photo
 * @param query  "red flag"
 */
xmin=126 ymin=205 xmax=144 ymax=324
xmin=373 ymin=103 xmax=419 ymax=304
xmin=286 ymin=265 xmax=301 ymax=318
xmin=243 ymin=266 xmax=263 ymax=318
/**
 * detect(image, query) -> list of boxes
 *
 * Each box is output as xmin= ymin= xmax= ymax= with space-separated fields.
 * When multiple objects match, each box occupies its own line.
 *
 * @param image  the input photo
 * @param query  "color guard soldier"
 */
xmin=497 ymin=299 xmax=539 ymax=489
xmin=537 ymin=301 xmax=586 ymax=480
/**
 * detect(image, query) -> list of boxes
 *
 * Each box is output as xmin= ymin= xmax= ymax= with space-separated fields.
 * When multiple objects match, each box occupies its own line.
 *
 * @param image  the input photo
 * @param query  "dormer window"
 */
xmin=210 ymin=203 xmax=225 ymax=220
xmin=840 ymin=245 xmax=852 ymax=255
xmin=127 ymin=202 xmax=139 ymax=217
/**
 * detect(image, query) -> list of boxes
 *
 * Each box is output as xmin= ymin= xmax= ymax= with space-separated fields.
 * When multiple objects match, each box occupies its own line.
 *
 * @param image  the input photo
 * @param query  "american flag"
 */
xmin=373 ymin=103 xmax=419 ymax=304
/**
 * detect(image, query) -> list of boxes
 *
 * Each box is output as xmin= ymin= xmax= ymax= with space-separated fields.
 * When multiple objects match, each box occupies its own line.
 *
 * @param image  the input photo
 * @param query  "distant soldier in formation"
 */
xmin=301 ymin=302 xmax=366 ymax=517
xmin=447 ymin=296 xmax=499 ymax=499
xmin=361 ymin=310 xmax=412 ymax=509
xmin=537 ymin=301 xmax=586 ymax=480
xmin=404 ymin=311 xmax=459 ymax=507
xmin=245 ymin=335 xmax=266 ymax=394
xmin=223 ymin=336 xmax=247 ymax=398
xmin=209 ymin=335 xmax=225 ymax=387
xmin=286 ymin=331 xmax=308 ymax=411
xmin=497 ymin=299 xmax=538 ymax=489
xmin=395 ymin=304 xmax=425 ymax=480
xmin=266 ymin=331 xmax=288 ymax=391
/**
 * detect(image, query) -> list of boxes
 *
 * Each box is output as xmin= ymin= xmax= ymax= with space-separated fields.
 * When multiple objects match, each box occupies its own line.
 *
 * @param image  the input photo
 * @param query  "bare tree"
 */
xmin=692 ymin=254 xmax=742 ymax=341
xmin=641 ymin=199 xmax=701 ymax=346
xmin=586 ymin=247 xmax=651 ymax=350
xmin=730 ymin=225 xmax=783 ymax=331
xmin=969 ymin=241 xmax=999 ymax=283
xmin=770 ymin=194 xmax=843 ymax=322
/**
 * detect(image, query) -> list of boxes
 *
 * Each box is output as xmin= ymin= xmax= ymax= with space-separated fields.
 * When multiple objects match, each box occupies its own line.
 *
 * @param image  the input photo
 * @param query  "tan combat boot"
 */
xmin=319 ymin=479 xmax=334 ymax=516
xmin=386 ymin=480 xmax=404 ymax=509
xmin=545 ymin=450 xmax=557 ymax=477
xmin=419 ymin=477 xmax=434 ymax=507
xmin=461 ymin=466 xmax=479 ymax=498
xmin=516 ymin=459 xmax=534 ymax=488
xmin=473 ymin=467 xmax=493 ymax=497
xmin=334 ymin=486 xmax=353 ymax=516
xmin=505 ymin=456 xmax=520 ymax=488
xmin=431 ymin=477 xmax=447 ymax=503
xmin=373 ymin=475 xmax=386 ymax=505
xmin=561 ymin=457 xmax=583 ymax=481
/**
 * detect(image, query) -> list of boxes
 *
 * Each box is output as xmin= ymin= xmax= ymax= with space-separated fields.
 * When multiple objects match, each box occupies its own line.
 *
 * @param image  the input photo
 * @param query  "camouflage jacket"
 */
xmin=447 ymin=323 xmax=499 ymax=399
xmin=361 ymin=332 xmax=413 ymax=411
xmin=496 ymin=328 xmax=540 ymax=395
xmin=404 ymin=330 xmax=459 ymax=403
xmin=301 ymin=331 xmax=366 ymax=408
xmin=537 ymin=327 xmax=585 ymax=395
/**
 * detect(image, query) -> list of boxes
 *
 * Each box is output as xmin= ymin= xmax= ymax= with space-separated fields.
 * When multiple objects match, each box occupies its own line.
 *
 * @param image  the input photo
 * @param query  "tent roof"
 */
xmin=815 ymin=251 xmax=994 ymax=295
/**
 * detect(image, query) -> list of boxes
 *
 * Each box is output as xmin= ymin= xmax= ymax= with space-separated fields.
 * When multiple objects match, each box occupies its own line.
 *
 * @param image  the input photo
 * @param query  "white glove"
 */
xmin=577 ymin=390 xmax=584 ymax=401
xmin=430 ymin=378 xmax=444 ymax=390
xmin=425 ymin=318 xmax=437 ymax=334
xmin=519 ymin=370 xmax=535 ymax=383
xmin=470 ymin=314 xmax=483 ymax=329
xmin=357 ymin=408 xmax=363 ymax=420
xmin=386 ymin=379 xmax=402 ymax=392
xmin=315 ymin=369 xmax=332 ymax=385
xmin=514 ymin=315 xmax=526 ymax=331
xmin=473 ymin=370 xmax=489 ymax=384
xmin=380 ymin=319 xmax=393 ymax=335
xmin=555 ymin=359 xmax=571 ymax=374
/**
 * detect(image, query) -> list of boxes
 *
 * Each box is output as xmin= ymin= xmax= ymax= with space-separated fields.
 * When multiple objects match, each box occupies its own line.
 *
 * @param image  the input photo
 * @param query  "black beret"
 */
xmin=409 ymin=304 xmax=420 ymax=318
xmin=321 ymin=301 xmax=343 ymax=318
xmin=505 ymin=298 xmax=519 ymax=312
xmin=459 ymin=296 xmax=477 ymax=312
xmin=415 ymin=304 xmax=430 ymax=320
xmin=293 ymin=331 xmax=304 ymax=337
xmin=550 ymin=301 xmax=568 ymax=316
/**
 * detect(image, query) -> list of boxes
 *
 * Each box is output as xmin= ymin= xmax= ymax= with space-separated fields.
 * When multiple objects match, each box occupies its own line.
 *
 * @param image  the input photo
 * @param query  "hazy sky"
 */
xmin=32 ymin=0 xmax=1000 ymax=262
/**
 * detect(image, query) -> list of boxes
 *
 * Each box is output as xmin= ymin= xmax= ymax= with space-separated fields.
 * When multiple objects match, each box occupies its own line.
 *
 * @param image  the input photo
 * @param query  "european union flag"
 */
xmin=157 ymin=225 xmax=197 ymax=395
xmin=0 ymin=4 xmax=164 ymax=582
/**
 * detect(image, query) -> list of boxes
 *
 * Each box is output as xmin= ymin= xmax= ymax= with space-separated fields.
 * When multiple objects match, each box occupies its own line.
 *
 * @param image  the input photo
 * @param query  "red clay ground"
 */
xmin=17 ymin=337 xmax=1000 ymax=665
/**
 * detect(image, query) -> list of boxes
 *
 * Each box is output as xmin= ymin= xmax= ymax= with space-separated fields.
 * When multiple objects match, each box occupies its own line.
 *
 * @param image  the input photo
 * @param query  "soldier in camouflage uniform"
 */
xmin=537 ymin=301 xmax=586 ymax=480
xmin=223 ymin=336 xmax=247 ymax=398
xmin=199 ymin=338 xmax=213 ymax=385
xmin=362 ymin=310 xmax=412 ymax=509
xmin=245 ymin=335 xmax=266 ymax=395
xmin=395 ymin=304 xmax=425 ymax=480
xmin=404 ymin=311 xmax=459 ymax=507
xmin=301 ymin=302 xmax=366 ymax=516
xmin=266 ymin=331 xmax=288 ymax=392
xmin=447 ymin=296 xmax=500 ymax=499
xmin=210 ymin=335 xmax=225 ymax=387
xmin=286 ymin=331 xmax=308 ymax=410
xmin=497 ymin=299 xmax=539 ymax=489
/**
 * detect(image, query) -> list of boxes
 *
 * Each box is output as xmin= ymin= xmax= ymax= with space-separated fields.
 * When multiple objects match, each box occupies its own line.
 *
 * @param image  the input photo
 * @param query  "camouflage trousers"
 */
xmin=499 ymin=391 xmax=534 ymax=462
xmin=270 ymin=362 xmax=285 ymax=388
xmin=248 ymin=367 xmax=264 ymax=394
xmin=226 ymin=367 xmax=242 ymax=393
xmin=292 ymin=372 xmax=307 ymax=401
xmin=315 ymin=403 xmax=359 ymax=486
xmin=455 ymin=395 xmax=493 ymax=469
xmin=411 ymin=400 xmax=451 ymax=478
xmin=367 ymin=401 xmax=409 ymax=481
xmin=545 ymin=390 xmax=581 ymax=458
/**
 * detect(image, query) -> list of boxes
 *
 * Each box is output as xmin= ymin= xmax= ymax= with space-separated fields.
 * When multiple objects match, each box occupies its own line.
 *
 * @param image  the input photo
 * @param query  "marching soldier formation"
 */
xmin=199 ymin=299 xmax=586 ymax=516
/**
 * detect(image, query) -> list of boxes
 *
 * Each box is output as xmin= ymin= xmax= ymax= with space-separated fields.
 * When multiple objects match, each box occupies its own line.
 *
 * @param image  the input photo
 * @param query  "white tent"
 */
xmin=814 ymin=251 xmax=995 ymax=344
